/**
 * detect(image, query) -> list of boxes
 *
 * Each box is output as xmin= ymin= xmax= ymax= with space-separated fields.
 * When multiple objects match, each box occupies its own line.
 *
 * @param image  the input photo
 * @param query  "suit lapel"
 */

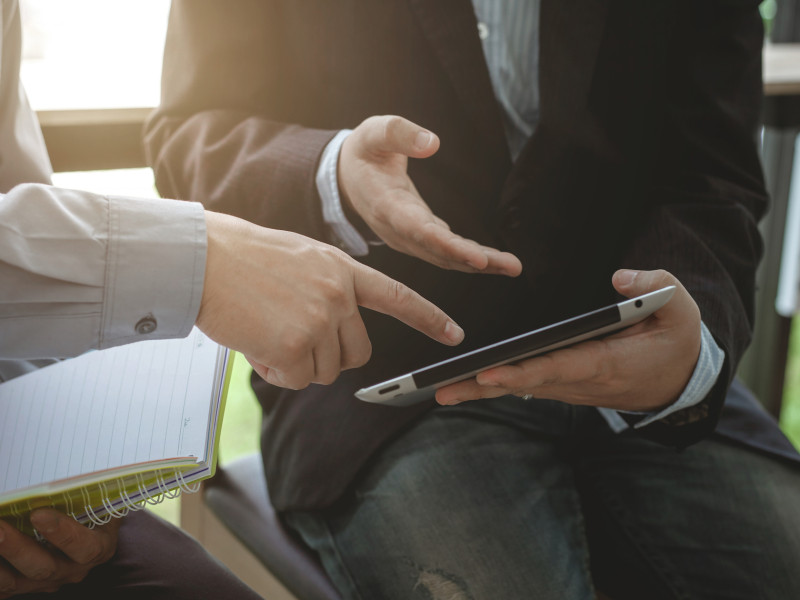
xmin=407 ymin=0 xmax=508 ymax=158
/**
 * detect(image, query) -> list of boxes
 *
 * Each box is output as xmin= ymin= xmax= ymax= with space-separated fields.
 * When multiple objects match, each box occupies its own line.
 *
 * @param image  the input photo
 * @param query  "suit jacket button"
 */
xmin=135 ymin=315 xmax=158 ymax=335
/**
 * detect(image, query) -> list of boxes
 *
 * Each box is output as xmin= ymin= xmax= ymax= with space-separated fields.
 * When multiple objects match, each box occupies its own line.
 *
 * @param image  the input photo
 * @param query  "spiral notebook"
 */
xmin=0 ymin=328 xmax=231 ymax=535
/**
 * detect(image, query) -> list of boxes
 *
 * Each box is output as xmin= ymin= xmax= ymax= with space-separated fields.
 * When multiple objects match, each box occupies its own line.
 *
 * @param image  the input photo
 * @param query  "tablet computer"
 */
xmin=355 ymin=286 xmax=676 ymax=407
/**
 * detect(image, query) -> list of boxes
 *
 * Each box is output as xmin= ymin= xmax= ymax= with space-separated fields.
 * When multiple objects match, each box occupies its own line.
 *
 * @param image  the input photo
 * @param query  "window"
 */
xmin=20 ymin=0 xmax=170 ymax=111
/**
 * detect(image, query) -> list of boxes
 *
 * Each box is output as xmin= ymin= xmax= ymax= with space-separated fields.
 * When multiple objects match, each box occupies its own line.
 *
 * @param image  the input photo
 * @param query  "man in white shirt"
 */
xmin=0 ymin=0 xmax=468 ymax=596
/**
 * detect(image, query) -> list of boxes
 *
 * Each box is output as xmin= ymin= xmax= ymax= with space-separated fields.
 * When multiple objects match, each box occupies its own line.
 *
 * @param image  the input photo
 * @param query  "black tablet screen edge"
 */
xmin=413 ymin=304 xmax=621 ymax=389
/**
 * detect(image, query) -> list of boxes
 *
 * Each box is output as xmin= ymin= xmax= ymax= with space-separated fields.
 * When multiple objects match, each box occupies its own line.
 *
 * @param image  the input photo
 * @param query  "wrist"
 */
xmin=337 ymin=140 xmax=377 ymax=242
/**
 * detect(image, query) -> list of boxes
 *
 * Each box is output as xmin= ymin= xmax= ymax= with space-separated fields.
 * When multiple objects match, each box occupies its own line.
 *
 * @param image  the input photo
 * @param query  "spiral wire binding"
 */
xmin=99 ymin=481 xmax=129 ymax=519
xmin=176 ymin=469 xmax=202 ymax=494
xmin=81 ymin=486 xmax=111 ymax=528
xmin=11 ymin=467 xmax=205 ymax=537
xmin=155 ymin=472 xmax=181 ymax=500
xmin=9 ymin=503 xmax=25 ymax=537
xmin=63 ymin=490 xmax=77 ymax=521
xmin=117 ymin=478 xmax=147 ymax=513
xmin=136 ymin=473 xmax=165 ymax=506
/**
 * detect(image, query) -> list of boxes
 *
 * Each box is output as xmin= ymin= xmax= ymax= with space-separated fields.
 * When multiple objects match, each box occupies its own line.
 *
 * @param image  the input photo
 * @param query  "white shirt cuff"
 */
xmin=100 ymin=196 xmax=206 ymax=348
xmin=316 ymin=129 xmax=371 ymax=256
xmin=598 ymin=321 xmax=725 ymax=433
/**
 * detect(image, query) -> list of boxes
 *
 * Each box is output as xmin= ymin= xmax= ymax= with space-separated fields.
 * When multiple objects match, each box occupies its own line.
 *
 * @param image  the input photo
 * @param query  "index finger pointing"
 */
xmin=353 ymin=265 xmax=464 ymax=346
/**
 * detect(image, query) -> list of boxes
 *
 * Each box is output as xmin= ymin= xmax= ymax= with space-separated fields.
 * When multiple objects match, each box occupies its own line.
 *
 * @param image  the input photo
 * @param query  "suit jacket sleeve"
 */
xmin=619 ymin=0 xmax=767 ymax=445
xmin=144 ymin=0 xmax=337 ymax=240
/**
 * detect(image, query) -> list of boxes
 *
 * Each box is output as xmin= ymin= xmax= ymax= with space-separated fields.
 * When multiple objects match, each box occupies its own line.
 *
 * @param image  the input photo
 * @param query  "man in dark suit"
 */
xmin=146 ymin=0 xmax=800 ymax=597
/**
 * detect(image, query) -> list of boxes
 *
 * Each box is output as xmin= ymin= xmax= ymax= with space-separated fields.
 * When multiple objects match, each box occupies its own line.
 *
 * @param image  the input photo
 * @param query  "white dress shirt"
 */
xmin=0 ymin=0 xmax=206 ymax=381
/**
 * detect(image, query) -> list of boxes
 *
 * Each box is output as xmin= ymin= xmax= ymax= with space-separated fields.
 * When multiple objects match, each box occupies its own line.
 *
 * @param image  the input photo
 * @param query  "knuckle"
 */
xmin=357 ymin=116 xmax=383 ymax=147
xmin=51 ymin=528 xmax=79 ymax=550
xmin=305 ymin=306 xmax=333 ymax=336
xmin=318 ymin=370 xmax=339 ymax=386
xmin=279 ymin=330 xmax=313 ymax=360
xmin=387 ymin=279 xmax=412 ymax=305
xmin=429 ymin=302 xmax=446 ymax=325
xmin=75 ymin=543 xmax=107 ymax=566
xmin=283 ymin=365 xmax=314 ymax=390
xmin=315 ymin=359 xmax=341 ymax=386
xmin=355 ymin=341 xmax=372 ymax=367
xmin=319 ymin=277 xmax=349 ymax=306
xmin=296 ymin=379 xmax=312 ymax=390
xmin=537 ymin=354 xmax=562 ymax=386
xmin=265 ymin=369 xmax=285 ymax=388
xmin=322 ymin=241 xmax=349 ymax=261
xmin=66 ymin=569 xmax=90 ymax=585
xmin=99 ymin=544 xmax=116 ymax=564
xmin=652 ymin=268 xmax=673 ymax=286
xmin=344 ymin=343 xmax=371 ymax=370
xmin=29 ymin=565 xmax=56 ymax=581
xmin=409 ymin=226 xmax=428 ymax=247
xmin=382 ymin=115 xmax=404 ymax=142
xmin=362 ymin=115 xmax=382 ymax=131
xmin=282 ymin=375 xmax=309 ymax=391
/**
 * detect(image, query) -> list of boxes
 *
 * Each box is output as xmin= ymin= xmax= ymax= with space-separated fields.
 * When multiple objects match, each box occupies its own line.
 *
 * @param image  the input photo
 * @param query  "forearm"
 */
xmin=0 ymin=184 xmax=205 ymax=360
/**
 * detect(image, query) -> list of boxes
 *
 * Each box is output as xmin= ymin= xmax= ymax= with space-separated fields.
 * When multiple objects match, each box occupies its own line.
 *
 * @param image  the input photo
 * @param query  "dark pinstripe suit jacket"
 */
xmin=145 ymin=0 xmax=798 ymax=511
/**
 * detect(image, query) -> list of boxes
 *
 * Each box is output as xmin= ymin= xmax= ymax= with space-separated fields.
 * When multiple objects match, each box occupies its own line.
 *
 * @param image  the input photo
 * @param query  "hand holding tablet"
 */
xmin=357 ymin=269 xmax=703 ymax=412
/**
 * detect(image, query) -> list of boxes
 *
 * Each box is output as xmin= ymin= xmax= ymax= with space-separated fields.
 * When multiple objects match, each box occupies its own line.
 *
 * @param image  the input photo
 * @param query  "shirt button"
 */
xmin=477 ymin=22 xmax=489 ymax=40
xmin=135 ymin=315 xmax=158 ymax=335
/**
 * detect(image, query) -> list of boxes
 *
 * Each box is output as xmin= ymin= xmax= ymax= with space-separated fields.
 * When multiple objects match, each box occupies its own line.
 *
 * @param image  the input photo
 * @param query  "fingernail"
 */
xmin=415 ymin=131 xmax=433 ymax=150
xmin=444 ymin=321 xmax=465 ymax=344
xmin=30 ymin=511 xmax=58 ymax=534
xmin=616 ymin=269 xmax=639 ymax=287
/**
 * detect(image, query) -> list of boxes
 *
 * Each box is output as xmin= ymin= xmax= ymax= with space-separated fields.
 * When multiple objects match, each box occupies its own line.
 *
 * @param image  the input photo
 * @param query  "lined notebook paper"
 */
xmin=0 ymin=328 xmax=230 ymax=535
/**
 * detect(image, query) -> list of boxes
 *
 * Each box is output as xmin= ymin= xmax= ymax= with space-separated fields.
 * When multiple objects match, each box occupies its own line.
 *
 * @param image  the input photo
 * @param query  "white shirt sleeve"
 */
xmin=0 ymin=184 xmax=206 ymax=361
xmin=597 ymin=321 xmax=725 ymax=432
xmin=316 ymin=129 xmax=373 ymax=256
xmin=0 ymin=1 xmax=206 ymax=375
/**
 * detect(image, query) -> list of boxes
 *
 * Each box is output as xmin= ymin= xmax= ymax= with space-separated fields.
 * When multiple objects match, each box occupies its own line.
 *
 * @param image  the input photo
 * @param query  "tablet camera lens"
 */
xmin=635 ymin=300 xmax=643 ymax=308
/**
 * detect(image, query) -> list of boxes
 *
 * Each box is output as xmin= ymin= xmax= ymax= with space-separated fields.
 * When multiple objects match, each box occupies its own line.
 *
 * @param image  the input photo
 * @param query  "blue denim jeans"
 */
xmin=285 ymin=396 xmax=800 ymax=600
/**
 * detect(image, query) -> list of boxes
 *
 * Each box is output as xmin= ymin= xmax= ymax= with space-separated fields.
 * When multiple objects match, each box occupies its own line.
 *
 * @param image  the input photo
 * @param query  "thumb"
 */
xmin=359 ymin=115 xmax=440 ymax=159
xmin=612 ymin=269 xmax=675 ymax=297
xmin=612 ymin=268 xmax=692 ymax=320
